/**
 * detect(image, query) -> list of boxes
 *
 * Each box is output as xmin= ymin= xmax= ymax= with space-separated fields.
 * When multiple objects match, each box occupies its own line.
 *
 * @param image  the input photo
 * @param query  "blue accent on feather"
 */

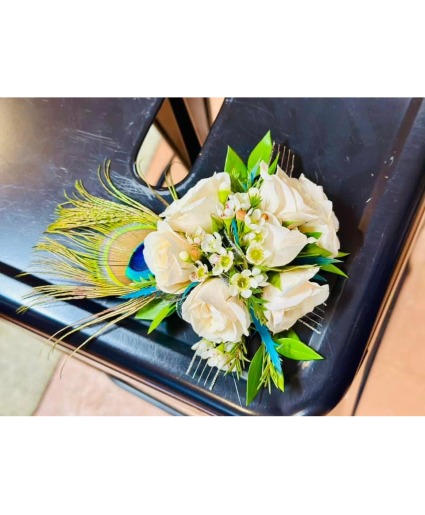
xmin=250 ymin=308 xmax=282 ymax=372
xmin=125 ymin=242 xmax=153 ymax=283
xmin=231 ymin=219 xmax=240 ymax=247
xmin=125 ymin=267 xmax=152 ymax=282
xmin=120 ymin=286 xmax=157 ymax=299
xmin=129 ymin=242 xmax=147 ymax=271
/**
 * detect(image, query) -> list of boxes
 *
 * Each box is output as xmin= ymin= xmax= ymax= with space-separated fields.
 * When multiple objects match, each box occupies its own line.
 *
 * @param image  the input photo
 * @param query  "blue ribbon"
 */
xmin=231 ymin=219 xmax=240 ymax=247
xmin=176 ymin=281 xmax=199 ymax=317
xmin=250 ymin=308 xmax=282 ymax=372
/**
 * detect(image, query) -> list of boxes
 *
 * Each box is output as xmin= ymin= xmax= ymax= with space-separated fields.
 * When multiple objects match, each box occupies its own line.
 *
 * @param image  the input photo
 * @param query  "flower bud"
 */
xmin=178 ymin=251 xmax=191 ymax=262
xmin=218 ymin=182 xmax=231 ymax=204
xmin=189 ymin=247 xmax=202 ymax=261
xmin=236 ymin=209 xmax=246 ymax=221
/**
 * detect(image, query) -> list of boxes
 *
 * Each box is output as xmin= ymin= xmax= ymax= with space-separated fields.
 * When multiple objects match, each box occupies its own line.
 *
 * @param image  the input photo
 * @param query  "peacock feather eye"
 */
xmin=99 ymin=224 xmax=152 ymax=286
xmin=128 ymin=242 xmax=147 ymax=272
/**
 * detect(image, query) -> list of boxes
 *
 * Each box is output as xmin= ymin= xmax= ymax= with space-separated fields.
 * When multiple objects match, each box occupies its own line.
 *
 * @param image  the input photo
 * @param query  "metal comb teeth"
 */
xmin=186 ymin=353 xmax=243 ymax=406
xmin=276 ymin=144 xmax=295 ymax=177
xmin=186 ymin=353 xmax=222 ymax=391
xmin=299 ymin=303 xmax=327 ymax=335
xmin=186 ymin=302 xmax=327 ymax=404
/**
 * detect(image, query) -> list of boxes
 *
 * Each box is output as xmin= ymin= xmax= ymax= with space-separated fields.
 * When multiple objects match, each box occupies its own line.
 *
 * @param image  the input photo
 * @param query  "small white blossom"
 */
xmin=248 ymin=187 xmax=260 ymax=198
xmin=229 ymin=269 xmax=261 ymax=299
xmin=216 ymin=203 xmax=236 ymax=219
xmin=229 ymin=192 xmax=251 ymax=211
xmin=245 ymin=208 xmax=266 ymax=232
xmin=241 ymin=229 xmax=267 ymax=246
xmin=186 ymin=226 xmax=206 ymax=245
xmin=251 ymin=266 xmax=268 ymax=287
xmin=246 ymin=243 xmax=271 ymax=266
xmin=189 ymin=261 xmax=209 ymax=282
xmin=201 ymin=232 xmax=224 ymax=254
xmin=209 ymin=250 xmax=234 ymax=276
xmin=191 ymin=339 xmax=236 ymax=371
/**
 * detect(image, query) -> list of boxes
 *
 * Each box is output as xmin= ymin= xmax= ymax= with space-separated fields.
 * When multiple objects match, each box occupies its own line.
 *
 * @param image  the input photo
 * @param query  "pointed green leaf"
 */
xmin=280 ymin=264 xmax=314 ymax=272
xmin=320 ymin=263 xmax=348 ymax=278
xmin=147 ymin=303 xmax=176 ymax=334
xmin=211 ymin=214 xmax=224 ymax=232
xmin=135 ymin=299 xmax=172 ymax=321
xmin=248 ymin=131 xmax=273 ymax=173
xmin=224 ymin=146 xmax=247 ymax=181
xmin=282 ymin=220 xmax=300 ymax=228
xmin=276 ymin=337 xmax=323 ymax=361
xmin=286 ymin=328 xmax=301 ymax=341
xmin=304 ymin=231 xmax=322 ymax=240
xmin=293 ymin=256 xmax=342 ymax=266
xmin=270 ymin=366 xmax=285 ymax=391
xmin=337 ymin=251 xmax=350 ymax=257
xmin=268 ymin=153 xmax=279 ymax=175
xmin=300 ymin=243 xmax=332 ymax=257
xmin=268 ymin=272 xmax=282 ymax=290
xmin=246 ymin=346 xmax=264 ymax=405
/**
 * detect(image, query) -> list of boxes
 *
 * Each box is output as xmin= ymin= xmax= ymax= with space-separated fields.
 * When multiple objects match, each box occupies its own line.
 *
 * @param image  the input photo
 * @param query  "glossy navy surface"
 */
xmin=1 ymin=98 xmax=424 ymax=415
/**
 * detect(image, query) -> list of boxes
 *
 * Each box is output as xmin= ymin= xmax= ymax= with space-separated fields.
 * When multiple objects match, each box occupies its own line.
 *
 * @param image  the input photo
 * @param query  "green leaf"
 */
xmin=337 ymin=251 xmax=350 ymax=257
xmin=211 ymin=214 xmax=224 ymax=232
xmin=282 ymin=220 xmax=300 ymax=228
xmin=147 ymin=303 xmax=176 ymax=334
xmin=300 ymin=243 xmax=332 ymax=258
xmin=280 ymin=264 xmax=315 ymax=272
xmin=268 ymin=153 xmax=279 ymax=175
xmin=268 ymin=272 xmax=282 ymax=290
xmin=293 ymin=256 xmax=342 ymax=266
xmin=286 ymin=328 xmax=301 ymax=341
xmin=270 ymin=366 xmax=285 ymax=391
xmin=224 ymin=146 xmax=247 ymax=181
xmin=276 ymin=338 xmax=324 ymax=361
xmin=304 ymin=231 xmax=322 ymax=240
xmin=248 ymin=131 xmax=273 ymax=175
xmin=135 ymin=299 xmax=172 ymax=321
xmin=246 ymin=346 xmax=264 ymax=405
xmin=320 ymin=263 xmax=348 ymax=278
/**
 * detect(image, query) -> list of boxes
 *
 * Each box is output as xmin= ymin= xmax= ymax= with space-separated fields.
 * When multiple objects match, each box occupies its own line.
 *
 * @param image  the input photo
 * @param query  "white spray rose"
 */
xmin=295 ymin=174 xmax=340 ymax=257
xmin=160 ymin=172 xmax=231 ymax=233
xmin=181 ymin=278 xmax=250 ymax=343
xmin=143 ymin=221 xmax=196 ymax=294
xmin=263 ymin=267 xmax=329 ymax=333
xmin=261 ymin=220 xmax=313 ymax=267
xmin=259 ymin=164 xmax=317 ymax=225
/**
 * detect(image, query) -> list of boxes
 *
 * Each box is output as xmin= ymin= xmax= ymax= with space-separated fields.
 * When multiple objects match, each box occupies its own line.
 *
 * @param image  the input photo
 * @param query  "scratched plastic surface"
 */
xmin=1 ymin=98 xmax=424 ymax=415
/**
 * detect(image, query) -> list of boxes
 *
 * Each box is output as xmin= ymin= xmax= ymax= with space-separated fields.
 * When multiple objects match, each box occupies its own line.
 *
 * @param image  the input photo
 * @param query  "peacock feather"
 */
xmin=19 ymin=161 xmax=166 ymax=359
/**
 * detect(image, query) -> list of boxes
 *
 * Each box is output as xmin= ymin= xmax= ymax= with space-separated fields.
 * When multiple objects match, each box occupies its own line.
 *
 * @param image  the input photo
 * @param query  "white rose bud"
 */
xmin=263 ymin=267 xmax=329 ymax=333
xmin=261 ymin=220 xmax=313 ymax=267
xmin=296 ymin=174 xmax=340 ymax=257
xmin=160 ymin=172 xmax=231 ymax=233
xmin=143 ymin=221 xmax=196 ymax=294
xmin=181 ymin=278 xmax=250 ymax=343
xmin=259 ymin=166 xmax=317 ymax=225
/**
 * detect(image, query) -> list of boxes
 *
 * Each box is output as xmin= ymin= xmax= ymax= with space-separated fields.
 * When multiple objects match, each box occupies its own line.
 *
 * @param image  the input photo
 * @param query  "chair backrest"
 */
xmin=1 ymin=97 xmax=424 ymax=415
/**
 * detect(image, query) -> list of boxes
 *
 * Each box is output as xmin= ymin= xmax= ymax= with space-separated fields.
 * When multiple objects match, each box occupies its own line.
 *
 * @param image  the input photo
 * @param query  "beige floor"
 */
xmin=1 ymin=226 xmax=424 ymax=416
